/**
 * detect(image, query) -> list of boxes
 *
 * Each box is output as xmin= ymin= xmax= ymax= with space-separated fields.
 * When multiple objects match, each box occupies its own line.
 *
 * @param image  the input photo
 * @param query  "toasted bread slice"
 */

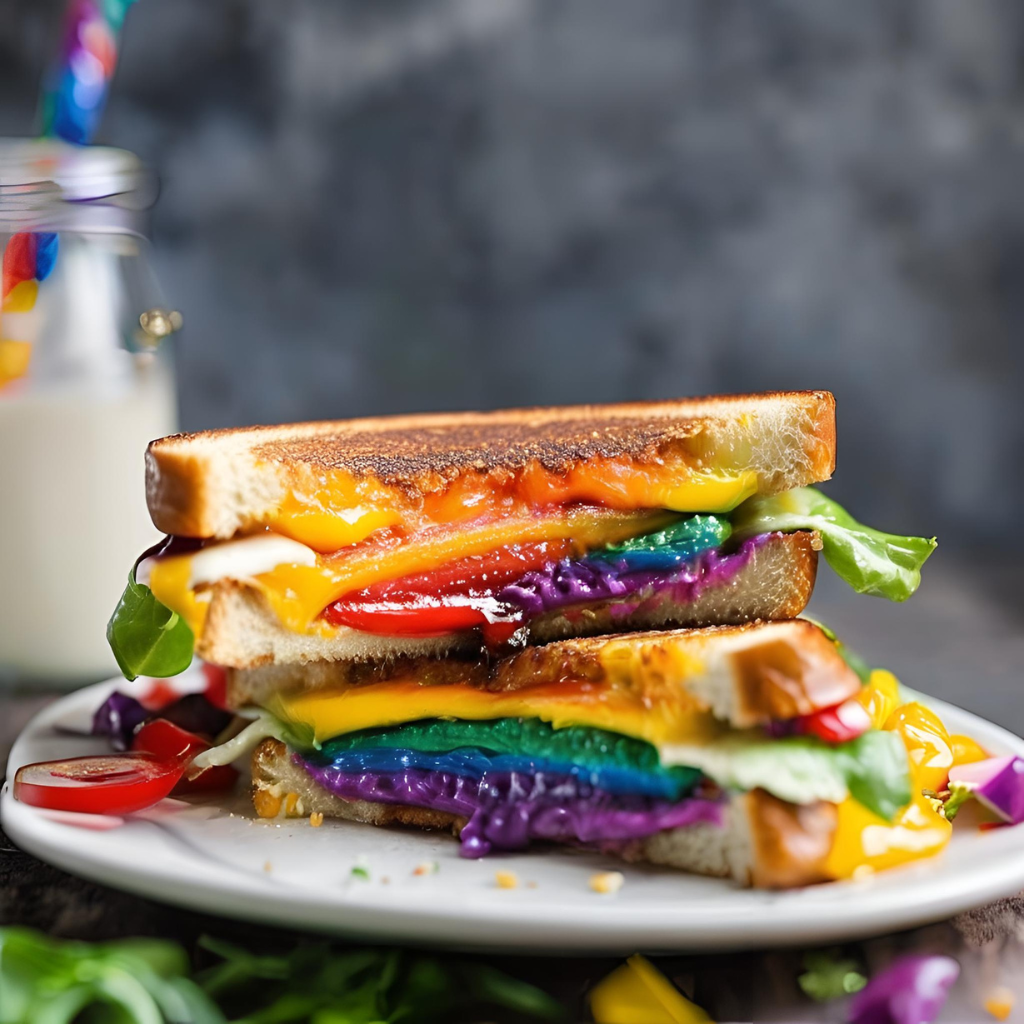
xmin=147 ymin=392 xmax=835 ymax=539
xmin=252 ymin=738 xmax=835 ymax=888
xmin=202 ymin=530 xmax=817 ymax=671
xmin=228 ymin=616 xmax=860 ymax=730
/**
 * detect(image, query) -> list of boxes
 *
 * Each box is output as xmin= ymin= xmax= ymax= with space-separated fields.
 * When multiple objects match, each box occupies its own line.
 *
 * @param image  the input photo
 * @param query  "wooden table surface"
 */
xmin=3 ymin=554 xmax=1023 ymax=1022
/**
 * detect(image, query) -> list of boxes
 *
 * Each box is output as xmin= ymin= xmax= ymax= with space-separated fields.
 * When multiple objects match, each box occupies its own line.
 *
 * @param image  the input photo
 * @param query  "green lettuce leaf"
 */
xmin=798 ymin=951 xmax=867 ymax=1002
xmin=731 ymin=487 xmax=937 ymax=601
xmin=663 ymin=729 xmax=912 ymax=821
xmin=106 ymin=565 xmax=194 ymax=681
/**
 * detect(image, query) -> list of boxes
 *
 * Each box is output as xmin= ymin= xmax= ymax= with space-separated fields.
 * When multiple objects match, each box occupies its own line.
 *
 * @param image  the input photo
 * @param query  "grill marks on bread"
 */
xmin=253 ymin=417 xmax=703 ymax=486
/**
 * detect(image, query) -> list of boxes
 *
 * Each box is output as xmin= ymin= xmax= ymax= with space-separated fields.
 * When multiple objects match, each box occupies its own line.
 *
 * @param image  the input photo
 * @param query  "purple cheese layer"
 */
xmin=296 ymin=763 xmax=725 ymax=858
xmin=499 ymin=533 xmax=774 ymax=618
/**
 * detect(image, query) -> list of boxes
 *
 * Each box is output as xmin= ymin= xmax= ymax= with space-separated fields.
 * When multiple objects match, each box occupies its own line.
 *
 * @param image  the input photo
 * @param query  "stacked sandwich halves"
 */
xmin=110 ymin=392 xmax=951 ymax=887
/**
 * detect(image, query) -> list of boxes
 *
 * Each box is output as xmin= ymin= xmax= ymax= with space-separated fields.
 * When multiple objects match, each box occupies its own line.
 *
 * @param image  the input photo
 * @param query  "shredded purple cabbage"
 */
xmin=847 ymin=954 xmax=959 ymax=1024
xmin=498 ymin=534 xmax=771 ymax=618
xmin=91 ymin=691 xmax=148 ymax=751
xmin=297 ymin=761 xmax=724 ymax=858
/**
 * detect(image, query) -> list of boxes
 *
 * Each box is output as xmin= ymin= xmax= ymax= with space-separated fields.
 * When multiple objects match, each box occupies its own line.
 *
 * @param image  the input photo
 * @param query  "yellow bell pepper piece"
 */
xmin=883 ymin=701 xmax=954 ymax=794
xmin=855 ymin=669 xmax=901 ymax=729
xmin=590 ymin=956 xmax=714 ymax=1024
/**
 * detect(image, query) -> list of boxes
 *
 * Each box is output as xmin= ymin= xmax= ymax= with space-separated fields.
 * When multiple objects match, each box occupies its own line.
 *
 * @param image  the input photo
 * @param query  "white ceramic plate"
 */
xmin=5 ymin=676 xmax=1024 ymax=953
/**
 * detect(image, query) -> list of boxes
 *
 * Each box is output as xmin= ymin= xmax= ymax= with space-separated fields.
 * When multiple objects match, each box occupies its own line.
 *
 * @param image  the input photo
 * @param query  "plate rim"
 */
xmin=5 ymin=677 xmax=1024 ymax=953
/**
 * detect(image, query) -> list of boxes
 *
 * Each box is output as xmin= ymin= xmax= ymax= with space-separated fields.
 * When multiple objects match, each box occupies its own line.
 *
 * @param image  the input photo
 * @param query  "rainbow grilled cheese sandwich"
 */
xmin=106 ymin=392 xmax=949 ymax=887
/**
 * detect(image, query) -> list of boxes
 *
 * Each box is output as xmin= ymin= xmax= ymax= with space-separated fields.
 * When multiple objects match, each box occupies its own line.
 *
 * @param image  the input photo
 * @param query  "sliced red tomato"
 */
xmin=132 ymin=719 xmax=238 ymax=794
xmin=132 ymin=718 xmax=206 ymax=761
xmin=799 ymin=699 xmax=873 ymax=744
xmin=14 ymin=754 xmax=185 ymax=815
xmin=322 ymin=541 xmax=562 ymax=638
xmin=325 ymin=601 xmax=495 ymax=638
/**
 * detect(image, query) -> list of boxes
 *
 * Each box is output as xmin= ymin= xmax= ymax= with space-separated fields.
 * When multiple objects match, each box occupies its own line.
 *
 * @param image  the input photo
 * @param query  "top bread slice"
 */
xmin=146 ymin=392 xmax=836 ymax=539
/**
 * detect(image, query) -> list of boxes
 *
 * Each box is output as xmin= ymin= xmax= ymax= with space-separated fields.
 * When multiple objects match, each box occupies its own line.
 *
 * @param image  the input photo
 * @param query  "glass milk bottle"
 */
xmin=0 ymin=140 xmax=179 ymax=685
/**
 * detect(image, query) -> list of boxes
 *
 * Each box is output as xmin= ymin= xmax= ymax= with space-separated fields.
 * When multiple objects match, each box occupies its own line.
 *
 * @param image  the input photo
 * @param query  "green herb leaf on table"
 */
xmin=1 ymin=929 xmax=564 ymax=1024
xmin=798 ymin=950 xmax=867 ymax=1002
xmin=106 ymin=564 xmax=195 ymax=681
xmin=0 ymin=927 xmax=224 ymax=1024
xmin=732 ymin=487 xmax=937 ymax=602
xmin=196 ymin=939 xmax=564 ymax=1024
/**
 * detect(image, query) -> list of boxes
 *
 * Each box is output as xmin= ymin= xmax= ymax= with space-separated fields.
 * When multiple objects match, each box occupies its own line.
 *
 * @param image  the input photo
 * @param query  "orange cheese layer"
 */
xmin=151 ymin=507 xmax=679 ymax=636
xmin=263 ymin=459 xmax=759 ymax=552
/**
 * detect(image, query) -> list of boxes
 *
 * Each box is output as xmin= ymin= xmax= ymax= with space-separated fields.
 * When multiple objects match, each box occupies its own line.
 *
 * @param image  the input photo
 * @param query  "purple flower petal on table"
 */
xmin=847 ymin=954 xmax=959 ymax=1024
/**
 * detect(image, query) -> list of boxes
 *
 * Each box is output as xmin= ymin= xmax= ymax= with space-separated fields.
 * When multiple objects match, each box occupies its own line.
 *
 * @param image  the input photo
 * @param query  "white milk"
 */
xmin=0 ymin=141 xmax=180 ymax=684
xmin=0 ymin=359 xmax=176 ymax=681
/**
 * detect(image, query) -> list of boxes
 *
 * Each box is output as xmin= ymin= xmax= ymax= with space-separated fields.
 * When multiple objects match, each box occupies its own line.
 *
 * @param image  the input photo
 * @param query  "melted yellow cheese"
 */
xmin=273 ymin=678 xmax=723 ymax=749
xmin=266 ymin=465 xmax=758 ymax=553
xmin=149 ymin=555 xmax=209 ymax=636
xmin=268 ymin=491 xmax=404 ymax=551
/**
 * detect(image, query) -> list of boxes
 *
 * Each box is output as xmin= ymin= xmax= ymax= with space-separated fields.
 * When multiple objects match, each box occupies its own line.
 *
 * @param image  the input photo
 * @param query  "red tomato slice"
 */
xmin=14 ymin=754 xmax=184 ymax=815
xmin=325 ymin=602 xmax=493 ymax=638
xmin=132 ymin=718 xmax=206 ymax=761
xmin=132 ymin=719 xmax=238 ymax=794
xmin=800 ymin=699 xmax=873 ymax=744
xmin=322 ymin=542 xmax=563 ymax=638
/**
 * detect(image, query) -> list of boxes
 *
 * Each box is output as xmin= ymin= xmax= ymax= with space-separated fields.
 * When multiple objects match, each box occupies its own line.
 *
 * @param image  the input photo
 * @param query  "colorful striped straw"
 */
xmin=2 ymin=2 xmax=138 ymax=387
xmin=41 ymin=0 xmax=138 ymax=146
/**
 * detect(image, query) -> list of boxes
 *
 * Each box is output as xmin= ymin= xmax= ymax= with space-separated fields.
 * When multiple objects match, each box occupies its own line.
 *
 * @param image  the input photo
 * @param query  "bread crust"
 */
xmin=250 ymin=738 xmax=837 ymax=888
xmin=147 ymin=392 xmax=836 ymax=538
xmin=202 ymin=531 xmax=818 ymax=671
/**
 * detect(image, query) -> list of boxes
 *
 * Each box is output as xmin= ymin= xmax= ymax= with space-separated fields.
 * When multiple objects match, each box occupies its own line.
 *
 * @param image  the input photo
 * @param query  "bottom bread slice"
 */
xmin=251 ymin=738 xmax=836 ymax=889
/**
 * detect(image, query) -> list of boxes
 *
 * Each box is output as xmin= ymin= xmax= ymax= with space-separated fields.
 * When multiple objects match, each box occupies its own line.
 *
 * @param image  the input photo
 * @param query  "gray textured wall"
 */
xmin=3 ymin=0 xmax=1023 ymax=546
